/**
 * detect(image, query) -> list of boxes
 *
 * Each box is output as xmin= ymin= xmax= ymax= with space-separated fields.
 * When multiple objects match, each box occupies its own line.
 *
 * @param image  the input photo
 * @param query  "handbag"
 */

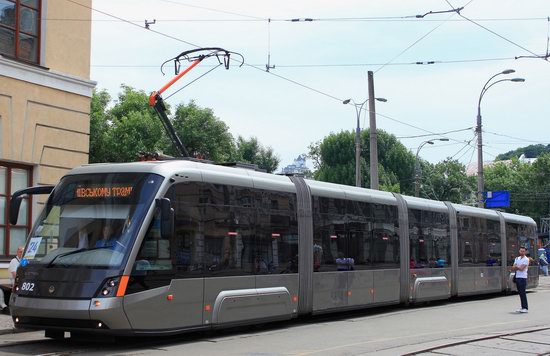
xmin=513 ymin=272 xmax=517 ymax=283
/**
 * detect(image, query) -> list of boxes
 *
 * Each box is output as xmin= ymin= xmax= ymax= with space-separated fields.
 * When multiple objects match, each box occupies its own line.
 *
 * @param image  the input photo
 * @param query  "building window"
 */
xmin=0 ymin=162 xmax=32 ymax=257
xmin=0 ymin=0 xmax=41 ymax=64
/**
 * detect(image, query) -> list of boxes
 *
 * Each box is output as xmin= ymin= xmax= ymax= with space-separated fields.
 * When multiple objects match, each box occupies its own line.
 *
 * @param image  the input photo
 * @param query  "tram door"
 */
xmin=123 ymin=208 xmax=205 ymax=331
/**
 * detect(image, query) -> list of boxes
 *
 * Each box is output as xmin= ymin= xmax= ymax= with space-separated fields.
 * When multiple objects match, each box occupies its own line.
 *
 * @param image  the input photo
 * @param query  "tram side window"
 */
xmin=371 ymin=204 xmax=400 ymax=268
xmin=458 ymin=216 xmax=501 ymax=266
xmin=256 ymin=192 xmax=298 ymax=274
xmin=506 ymin=223 xmax=519 ymax=265
xmin=348 ymin=221 xmax=373 ymax=270
xmin=313 ymin=197 xmax=348 ymax=271
xmin=315 ymin=224 xmax=347 ymax=271
xmin=203 ymin=206 xmax=255 ymax=276
xmin=409 ymin=209 xmax=451 ymax=268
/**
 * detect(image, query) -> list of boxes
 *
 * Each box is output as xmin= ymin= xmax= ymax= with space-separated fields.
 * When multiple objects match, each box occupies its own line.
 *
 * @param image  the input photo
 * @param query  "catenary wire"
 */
xmin=74 ymin=0 xmax=504 ymax=145
xmin=156 ymin=0 xmax=266 ymax=20
xmin=397 ymin=127 xmax=473 ymax=139
xmin=91 ymin=56 xmax=517 ymax=69
xmin=373 ymin=0 xmax=475 ymax=74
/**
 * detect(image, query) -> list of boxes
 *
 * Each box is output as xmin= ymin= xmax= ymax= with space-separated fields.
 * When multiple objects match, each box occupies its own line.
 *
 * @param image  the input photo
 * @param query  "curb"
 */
xmin=0 ymin=327 xmax=31 ymax=336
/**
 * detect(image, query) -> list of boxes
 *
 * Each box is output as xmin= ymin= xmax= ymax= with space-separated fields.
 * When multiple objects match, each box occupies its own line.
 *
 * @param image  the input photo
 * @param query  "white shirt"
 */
xmin=515 ymin=256 xmax=529 ymax=278
xmin=9 ymin=257 xmax=20 ymax=286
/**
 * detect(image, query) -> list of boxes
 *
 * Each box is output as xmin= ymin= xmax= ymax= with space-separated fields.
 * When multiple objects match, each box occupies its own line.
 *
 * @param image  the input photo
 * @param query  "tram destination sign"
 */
xmin=75 ymin=185 xmax=133 ymax=198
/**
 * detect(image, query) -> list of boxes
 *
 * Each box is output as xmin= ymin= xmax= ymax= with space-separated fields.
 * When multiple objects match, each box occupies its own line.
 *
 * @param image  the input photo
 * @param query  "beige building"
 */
xmin=0 ymin=0 xmax=95 ymax=268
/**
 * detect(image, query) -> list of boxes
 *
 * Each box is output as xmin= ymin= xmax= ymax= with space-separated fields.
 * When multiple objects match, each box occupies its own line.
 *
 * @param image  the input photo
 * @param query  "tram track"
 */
xmin=403 ymin=326 xmax=550 ymax=355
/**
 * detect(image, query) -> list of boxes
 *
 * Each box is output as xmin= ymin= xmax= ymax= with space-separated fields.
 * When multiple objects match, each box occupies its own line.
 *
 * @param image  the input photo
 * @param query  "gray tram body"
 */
xmin=10 ymin=160 xmax=538 ymax=336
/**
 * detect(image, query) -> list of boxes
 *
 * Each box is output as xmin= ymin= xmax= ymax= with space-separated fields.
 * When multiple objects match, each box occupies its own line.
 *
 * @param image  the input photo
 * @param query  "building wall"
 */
xmin=0 ymin=0 xmax=95 ymax=265
xmin=0 ymin=75 xmax=91 ymax=184
xmin=43 ymin=0 xmax=91 ymax=79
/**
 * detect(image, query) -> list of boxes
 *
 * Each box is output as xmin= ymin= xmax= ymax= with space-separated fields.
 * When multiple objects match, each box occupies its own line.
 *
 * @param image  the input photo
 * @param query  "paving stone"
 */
xmin=434 ymin=344 xmax=525 ymax=356
xmin=473 ymin=338 xmax=550 ymax=354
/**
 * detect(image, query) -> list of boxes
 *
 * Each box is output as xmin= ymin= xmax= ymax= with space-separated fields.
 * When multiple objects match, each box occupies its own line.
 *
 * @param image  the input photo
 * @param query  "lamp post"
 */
xmin=414 ymin=138 xmax=449 ymax=197
xmin=476 ymin=70 xmax=525 ymax=208
xmin=343 ymin=97 xmax=387 ymax=187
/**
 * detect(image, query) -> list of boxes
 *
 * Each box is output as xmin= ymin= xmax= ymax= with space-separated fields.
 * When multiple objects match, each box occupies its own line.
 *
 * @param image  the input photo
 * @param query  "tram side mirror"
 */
xmin=157 ymin=198 xmax=174 ymax=239
xmin=9 ymin=185 xmax=55 ymax=225
xmin=9 ymin=196 xmax=24 ymax=226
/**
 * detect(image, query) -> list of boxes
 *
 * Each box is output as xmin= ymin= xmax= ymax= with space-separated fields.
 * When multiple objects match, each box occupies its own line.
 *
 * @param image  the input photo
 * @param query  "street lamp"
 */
xmin=414 ymin=138 xmax=449 ymax=197
xmin=343 ymin=97 xmax=388 ymax=187
xmin=476 ymin=70 xmax=525 ymax=208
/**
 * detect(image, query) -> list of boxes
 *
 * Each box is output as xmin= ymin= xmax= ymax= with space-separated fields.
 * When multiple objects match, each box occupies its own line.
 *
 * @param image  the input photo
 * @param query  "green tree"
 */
xmin=89 ymin=87 xmax=282 ymax=169
xmin=104 ymin=85 xmax=165 ymax=162
xmin=420 ymin=159 xmax=475 ymax=203
xmin=485 ymin=154 xmax=550 ymax=221
xmin=89 ymin=89 xmax=111 ymax=163
xmin=308 ymin=129 xmax=416 ymax=193
xmin=171 ymin=101 xmax=236 ymax=162
xmin=235 ymin=136 xmax=280 ymax=173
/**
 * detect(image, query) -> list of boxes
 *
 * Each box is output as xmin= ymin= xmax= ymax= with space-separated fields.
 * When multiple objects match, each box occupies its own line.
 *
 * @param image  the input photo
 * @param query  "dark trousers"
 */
xmin=516 ymin=277 xmax=528 ymax=310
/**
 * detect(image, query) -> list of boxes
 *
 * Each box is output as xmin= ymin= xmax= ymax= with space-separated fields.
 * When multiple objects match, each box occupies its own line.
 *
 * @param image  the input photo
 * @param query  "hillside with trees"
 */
xmin=496 ymin=144 xmax=550 ymax=161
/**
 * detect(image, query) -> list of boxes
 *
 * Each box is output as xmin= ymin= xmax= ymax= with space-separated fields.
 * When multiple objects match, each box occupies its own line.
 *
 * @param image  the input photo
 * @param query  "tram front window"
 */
xmin=23 ymin=173 xmax=163 ymax=269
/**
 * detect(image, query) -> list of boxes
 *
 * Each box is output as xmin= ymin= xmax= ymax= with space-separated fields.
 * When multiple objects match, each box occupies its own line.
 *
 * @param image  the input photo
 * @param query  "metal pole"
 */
xmin=476 ymin=106 xmax=484 ymax=208
xmin=368 ymin=71 xmax=379 ymax=190
xmin=355 ymin=106 xmax=361 ymax=187
xmin=415 ymin=149 xmax=421 ymax=197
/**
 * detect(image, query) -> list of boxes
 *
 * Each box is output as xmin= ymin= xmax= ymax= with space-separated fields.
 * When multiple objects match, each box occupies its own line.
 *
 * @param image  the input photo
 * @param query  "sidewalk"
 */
xmin=0 ymin=309 xmax=18 ymax=335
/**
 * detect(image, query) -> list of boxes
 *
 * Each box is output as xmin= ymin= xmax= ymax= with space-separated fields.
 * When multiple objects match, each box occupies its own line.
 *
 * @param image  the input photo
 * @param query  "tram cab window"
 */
xmin=132 ymin=211 xmax=172 ymax=272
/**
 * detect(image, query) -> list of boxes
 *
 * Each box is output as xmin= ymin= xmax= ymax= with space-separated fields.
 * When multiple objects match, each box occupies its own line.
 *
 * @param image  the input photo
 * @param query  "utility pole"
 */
xmin=368 ymin=71 xmax=379 ymax=190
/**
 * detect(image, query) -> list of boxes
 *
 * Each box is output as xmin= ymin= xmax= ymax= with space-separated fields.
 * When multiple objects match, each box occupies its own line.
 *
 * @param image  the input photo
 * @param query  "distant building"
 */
xmin=466 ymin=155 xmax=538 ymax=177
xmin=281 ymin=155 xmax=310 ymax=175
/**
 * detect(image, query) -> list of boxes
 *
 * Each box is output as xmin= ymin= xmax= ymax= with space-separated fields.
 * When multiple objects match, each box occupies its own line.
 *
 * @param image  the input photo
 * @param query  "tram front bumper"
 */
xmin=10 ymin=294 xmax=132 ymax=332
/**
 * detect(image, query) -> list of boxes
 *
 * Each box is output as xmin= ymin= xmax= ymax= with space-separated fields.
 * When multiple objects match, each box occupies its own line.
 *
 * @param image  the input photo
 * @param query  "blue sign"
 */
xmin=485 ymin=190 xmax=510 ymax=208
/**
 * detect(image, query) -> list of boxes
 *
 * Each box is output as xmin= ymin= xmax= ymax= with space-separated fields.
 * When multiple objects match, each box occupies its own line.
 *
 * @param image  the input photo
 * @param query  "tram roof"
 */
xmin=66 ymin=161 xmax=535 ymax=225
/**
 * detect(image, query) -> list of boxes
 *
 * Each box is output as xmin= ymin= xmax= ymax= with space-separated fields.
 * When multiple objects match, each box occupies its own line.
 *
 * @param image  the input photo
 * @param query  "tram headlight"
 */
xmin=96 ymin=277 xmax=119 ymax=298
xmin=95 ymin=276 xmax=129 ymax=298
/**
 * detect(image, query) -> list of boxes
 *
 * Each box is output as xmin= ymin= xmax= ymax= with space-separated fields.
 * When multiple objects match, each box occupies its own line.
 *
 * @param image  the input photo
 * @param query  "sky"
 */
xmin=88 ymin=0 xmax=550 ymax=171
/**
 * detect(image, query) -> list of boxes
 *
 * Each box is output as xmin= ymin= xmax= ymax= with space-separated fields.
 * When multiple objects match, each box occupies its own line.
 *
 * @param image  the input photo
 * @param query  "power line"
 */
xmin=77 ymin=0 xmax=501 ymax=146
xmin=91 ymin=56 xmax=517 ymax=69
xmin=373 ymin=1 xmax=475 ymax=74
xmin=484 ymin=130 xmax=550 ymax=145
xmin=397 ymin=127 xmax=473 ymax=139
xmin=156 ymin=0 xmax=266 ymax=20
xmin=456 ymin=11 xmax=544 ymax=59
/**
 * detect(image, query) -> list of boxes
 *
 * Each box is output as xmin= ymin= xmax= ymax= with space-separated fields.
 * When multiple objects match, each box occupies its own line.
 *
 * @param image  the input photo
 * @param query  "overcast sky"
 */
xmin=89 ymin=0 xmax=550 ymax=170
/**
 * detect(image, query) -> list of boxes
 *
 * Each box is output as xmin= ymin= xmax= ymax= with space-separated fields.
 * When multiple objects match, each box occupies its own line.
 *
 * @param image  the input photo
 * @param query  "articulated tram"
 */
xmin=9 ymin=160 xmax=538 ymax=338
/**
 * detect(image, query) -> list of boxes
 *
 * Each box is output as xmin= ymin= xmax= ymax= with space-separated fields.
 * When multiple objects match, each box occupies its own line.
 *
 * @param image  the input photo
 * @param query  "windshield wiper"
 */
xmin=47 ymin=246 xmax=113 ymax=267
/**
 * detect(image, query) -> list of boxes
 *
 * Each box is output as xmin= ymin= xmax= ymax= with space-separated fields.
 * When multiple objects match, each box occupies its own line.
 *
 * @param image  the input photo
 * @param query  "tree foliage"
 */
xmin=420 ymin=159 xmax=476 ymax=203
xmin=90 ymin=85 xmax=164 ymax=163
xmin=235 ymin=136 xmax=280 ymax=174
xmin=485 ymin=154 xmax=550 ymax=221
xmin=308 ymin=129 xmax=416 ymax=194
xmin=89 ymin=86 xmax=280 ymax=173
xmin=170 ymin=101 xmax=235 ymax=162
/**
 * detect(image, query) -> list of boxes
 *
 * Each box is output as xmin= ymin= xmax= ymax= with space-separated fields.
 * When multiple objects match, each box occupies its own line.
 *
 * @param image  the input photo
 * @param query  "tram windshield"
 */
xmin=23 ymin=173 xmax=164 ymax=269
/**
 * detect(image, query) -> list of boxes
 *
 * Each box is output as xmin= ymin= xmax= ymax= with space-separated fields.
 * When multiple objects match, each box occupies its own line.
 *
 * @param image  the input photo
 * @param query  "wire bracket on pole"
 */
xmin=145 ymin=19 xmax=156 ymax=29
xmin=265 ymin=19 xmax=275 ymax=72
xmin=149 ymin=47 xmax=245 ymax=158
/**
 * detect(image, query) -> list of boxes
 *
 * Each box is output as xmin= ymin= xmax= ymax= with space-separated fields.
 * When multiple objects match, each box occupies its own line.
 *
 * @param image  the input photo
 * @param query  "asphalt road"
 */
xmin=2 ymin=278 xmax=550 ymax=355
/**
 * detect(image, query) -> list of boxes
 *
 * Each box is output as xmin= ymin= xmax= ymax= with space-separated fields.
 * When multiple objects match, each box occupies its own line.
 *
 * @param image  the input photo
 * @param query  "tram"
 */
xmin=8 ymin=159 xmax=538 ymax=338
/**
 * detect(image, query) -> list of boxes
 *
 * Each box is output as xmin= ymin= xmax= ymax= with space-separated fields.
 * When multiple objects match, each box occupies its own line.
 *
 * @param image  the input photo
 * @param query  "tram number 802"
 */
xmin=21 ymin=282 xmax=35 ymax=292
